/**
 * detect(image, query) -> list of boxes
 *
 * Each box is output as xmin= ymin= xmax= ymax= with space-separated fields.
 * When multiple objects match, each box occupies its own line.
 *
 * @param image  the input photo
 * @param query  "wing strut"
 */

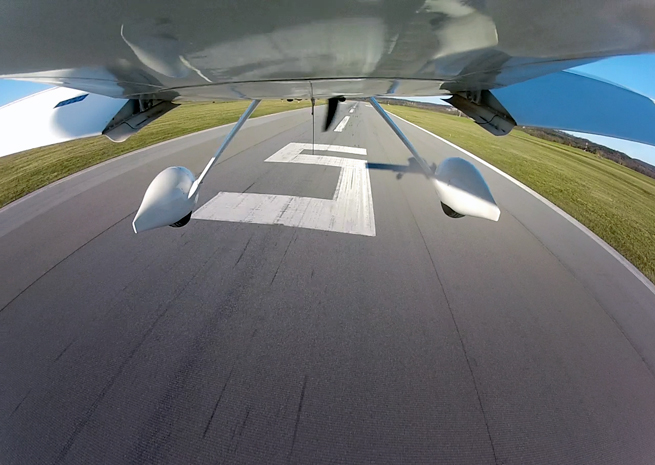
xmin=368 ymin=97 xmax=500 ymax=222
xmin=132 ymin=99 xmax=261 ymax=233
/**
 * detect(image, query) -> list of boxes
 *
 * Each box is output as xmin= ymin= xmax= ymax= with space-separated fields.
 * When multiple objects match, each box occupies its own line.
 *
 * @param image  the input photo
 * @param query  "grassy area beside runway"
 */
xmin=0 ymin=100 xmax=312 ymax=209
xmin=384 ymin=104 xmax=655 ymax=284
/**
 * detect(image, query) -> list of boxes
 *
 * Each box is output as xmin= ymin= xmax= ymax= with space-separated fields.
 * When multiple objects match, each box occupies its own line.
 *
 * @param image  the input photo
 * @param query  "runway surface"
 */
xmin=2 ymin=103 xmax=655 ymax=464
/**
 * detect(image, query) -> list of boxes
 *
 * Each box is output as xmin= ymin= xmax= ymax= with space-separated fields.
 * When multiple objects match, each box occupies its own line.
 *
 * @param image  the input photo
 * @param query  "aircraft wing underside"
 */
xmin=2 ymin=0 xmax=655 ymax=100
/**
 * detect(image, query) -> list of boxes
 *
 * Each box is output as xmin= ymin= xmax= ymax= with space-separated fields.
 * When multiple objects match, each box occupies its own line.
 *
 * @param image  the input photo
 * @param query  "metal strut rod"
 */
xmin=368 ymin=97 xmax=434 ymax=177
xmin=190 ymin=99 xmax=261 ymax=197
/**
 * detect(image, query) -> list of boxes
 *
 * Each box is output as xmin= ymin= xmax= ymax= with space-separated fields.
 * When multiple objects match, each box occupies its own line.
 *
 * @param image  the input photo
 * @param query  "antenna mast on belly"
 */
xmin=311 ymin=97 xmax=315 ymax=155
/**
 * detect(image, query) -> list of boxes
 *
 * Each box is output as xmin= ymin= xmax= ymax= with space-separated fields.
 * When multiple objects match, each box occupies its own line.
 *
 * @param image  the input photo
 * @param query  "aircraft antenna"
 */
xmin=311 ymin=97 xmax=315 ymax=154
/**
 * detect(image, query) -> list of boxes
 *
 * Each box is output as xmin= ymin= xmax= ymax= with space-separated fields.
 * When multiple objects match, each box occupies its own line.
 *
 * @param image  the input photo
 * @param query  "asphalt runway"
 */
xmin=2 ymin=103 xmax=655 ymax=464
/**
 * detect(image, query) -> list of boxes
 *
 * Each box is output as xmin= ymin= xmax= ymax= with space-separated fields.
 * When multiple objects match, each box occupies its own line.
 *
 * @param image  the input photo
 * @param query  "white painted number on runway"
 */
xmin=193 ymin=143 xmax=376 ymax=236
xmin=334 ymin=116 xmax=350 ymax=132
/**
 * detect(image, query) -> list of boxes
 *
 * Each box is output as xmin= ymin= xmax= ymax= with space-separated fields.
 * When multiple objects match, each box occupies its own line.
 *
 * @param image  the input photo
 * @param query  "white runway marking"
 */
xmin=194 ymin=143 xmax=375 ymax=236
xmin=349 ymin=108 xmax=355 ymax=113
xmin=334 ymin=116 xmax=350 ymax=132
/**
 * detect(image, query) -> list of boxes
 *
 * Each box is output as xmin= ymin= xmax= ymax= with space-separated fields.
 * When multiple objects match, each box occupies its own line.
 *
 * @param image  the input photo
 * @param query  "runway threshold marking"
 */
xmin=334 ymin=116 xmax=350 ymax=132
xmin=194 ymin=143 xmax=376 ymax=236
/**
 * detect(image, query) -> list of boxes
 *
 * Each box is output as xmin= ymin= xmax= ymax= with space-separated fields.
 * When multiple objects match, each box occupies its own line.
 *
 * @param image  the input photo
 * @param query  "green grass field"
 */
xmin=0 ymin=100 xmax=312 ymax=209
xmin=384 ymin=104 xmax=655 ymax=283
xmin=1 ymin=100 xmax=653 ymax=283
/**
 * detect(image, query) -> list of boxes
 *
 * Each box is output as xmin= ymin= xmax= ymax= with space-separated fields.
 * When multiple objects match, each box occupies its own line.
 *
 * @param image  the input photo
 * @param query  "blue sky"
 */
xmin=0 ymin=80 xmax=50 ymax=107
xmin=410 ymin=55 xmax=655 ymax=165
xmin=2 ymin=55 xmax=655 ymax=164
xmin=562 ymin=55 xmax=655 ymax=166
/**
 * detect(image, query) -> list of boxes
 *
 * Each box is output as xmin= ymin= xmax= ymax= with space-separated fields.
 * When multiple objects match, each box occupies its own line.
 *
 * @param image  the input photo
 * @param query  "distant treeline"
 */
xmin=380 ymin=98 xmax=655 ymax=180
xmin=518 ymin=127 xmax=655 ymax=179
xmin=375 ymin=97 xmax=460 ymax=115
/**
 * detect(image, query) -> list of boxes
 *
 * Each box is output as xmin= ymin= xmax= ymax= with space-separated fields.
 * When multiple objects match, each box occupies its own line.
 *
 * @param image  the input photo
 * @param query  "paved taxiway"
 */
xmin=2 ymin=103 xmax=655 ymax=464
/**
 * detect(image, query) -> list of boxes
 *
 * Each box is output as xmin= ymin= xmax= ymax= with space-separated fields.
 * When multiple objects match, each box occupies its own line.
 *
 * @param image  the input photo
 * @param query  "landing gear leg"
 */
xmin=368 ymin=97 xmax=500 ymax=222
xmin=368 ymin=97 xmax=435 ymax=178
xmin=133 ymin=100 xmax=262 ymax=233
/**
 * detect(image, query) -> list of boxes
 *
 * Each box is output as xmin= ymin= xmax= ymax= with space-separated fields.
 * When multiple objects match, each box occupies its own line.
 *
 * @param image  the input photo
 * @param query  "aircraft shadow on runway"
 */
xmin=366 ymin=158 xmax=436 ymax=179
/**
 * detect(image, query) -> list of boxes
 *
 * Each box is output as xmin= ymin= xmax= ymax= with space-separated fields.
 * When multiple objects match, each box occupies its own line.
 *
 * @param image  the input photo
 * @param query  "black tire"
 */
xmin=441 ymin=202 xmax=465 ymax=219
xmin=170 ymin=211 xmax=192 ymax=228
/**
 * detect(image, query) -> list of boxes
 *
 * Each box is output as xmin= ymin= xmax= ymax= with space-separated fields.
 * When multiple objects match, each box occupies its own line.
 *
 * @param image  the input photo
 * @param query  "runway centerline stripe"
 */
xmin=334 ymin=116 xmax=350 ymax=132
xmin=193 ymin=143 xmax=375 ymax=236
